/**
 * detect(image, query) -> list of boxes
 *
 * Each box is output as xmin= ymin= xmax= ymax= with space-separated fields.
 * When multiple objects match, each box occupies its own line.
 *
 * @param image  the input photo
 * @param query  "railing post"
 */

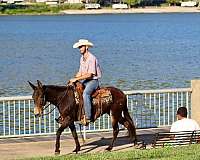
xmin=83 ymin=126 xmax=86 ymax=140
xmin=191 ymin=80 xmax=200 ymax=125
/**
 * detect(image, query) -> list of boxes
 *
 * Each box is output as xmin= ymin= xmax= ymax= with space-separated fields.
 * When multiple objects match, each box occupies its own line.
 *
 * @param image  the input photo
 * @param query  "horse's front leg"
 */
xmin=55 ymin=117 xmax=70 ymax=155
xmin=69 ymin=123 xmax=80 ymax=153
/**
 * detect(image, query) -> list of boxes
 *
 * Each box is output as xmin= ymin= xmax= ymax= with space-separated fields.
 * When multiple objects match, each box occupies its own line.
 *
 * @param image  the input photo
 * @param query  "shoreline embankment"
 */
xmin=61 ymin=6 xmax=200 ymax=15
xmin=0 ymin=6 xmax=200 ymax=16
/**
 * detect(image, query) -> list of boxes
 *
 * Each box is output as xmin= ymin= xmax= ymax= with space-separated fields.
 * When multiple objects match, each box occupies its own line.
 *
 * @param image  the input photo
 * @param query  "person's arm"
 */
xmin=169 ymin=123 xmax=176 ymax=140
xmin=70 ymin=56 xmax=97 ymax=83
xmin=194 ymin=120 xmax=200 ymax=130
xmin=170 ymin=122 xmax=177 ymax=132
xmin=75 ymin=72 xmax=82 ymax=78
xmin=70 ymin=73 xmax=93 ymax=83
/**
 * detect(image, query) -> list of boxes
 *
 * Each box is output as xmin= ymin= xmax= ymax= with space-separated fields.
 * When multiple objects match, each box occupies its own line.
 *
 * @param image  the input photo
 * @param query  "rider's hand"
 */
xmin=67 ymin=78 xmax=77 ymax=86
xmin=69 ymin=78 xmax=77 ymax=84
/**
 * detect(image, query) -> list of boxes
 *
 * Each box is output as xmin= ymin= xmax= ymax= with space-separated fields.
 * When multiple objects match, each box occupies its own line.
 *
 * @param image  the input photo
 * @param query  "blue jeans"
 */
xmin=83 ymin=79 xmax=99 ymax=119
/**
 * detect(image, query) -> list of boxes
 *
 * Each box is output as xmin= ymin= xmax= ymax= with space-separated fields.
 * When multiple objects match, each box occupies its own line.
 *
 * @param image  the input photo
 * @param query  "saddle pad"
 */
xmin=74 ymin=88 xmax=113 ymax=105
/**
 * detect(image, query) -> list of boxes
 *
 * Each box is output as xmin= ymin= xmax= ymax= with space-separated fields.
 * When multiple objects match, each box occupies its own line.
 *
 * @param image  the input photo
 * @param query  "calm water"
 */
xmin=0 ymin=13 xmax=200 ymax=97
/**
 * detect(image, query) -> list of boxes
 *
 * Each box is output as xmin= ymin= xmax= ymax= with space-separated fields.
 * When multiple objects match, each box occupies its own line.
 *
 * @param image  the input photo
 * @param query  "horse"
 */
xmin=28 ymin=80 xmax=137 ymax=154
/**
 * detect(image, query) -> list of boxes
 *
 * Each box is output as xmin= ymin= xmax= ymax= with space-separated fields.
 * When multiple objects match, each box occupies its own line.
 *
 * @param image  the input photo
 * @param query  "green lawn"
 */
xmin=25 ymin=144 xmax=200 ymax=160
xmin=0 ymin=4 xmax=84 ymax=15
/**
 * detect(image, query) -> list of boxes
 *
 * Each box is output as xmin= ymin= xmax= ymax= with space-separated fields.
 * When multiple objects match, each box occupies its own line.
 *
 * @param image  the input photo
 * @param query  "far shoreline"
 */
xmin=61 ymin=6 xmax=200 ymax=15
xmin=0 ymin=6 xmax=200 ymax=16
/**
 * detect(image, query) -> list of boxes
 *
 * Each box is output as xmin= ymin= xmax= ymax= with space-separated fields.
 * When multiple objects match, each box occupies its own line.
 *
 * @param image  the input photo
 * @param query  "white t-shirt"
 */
xmin=170 ymin=118 xmax=200 ymax=132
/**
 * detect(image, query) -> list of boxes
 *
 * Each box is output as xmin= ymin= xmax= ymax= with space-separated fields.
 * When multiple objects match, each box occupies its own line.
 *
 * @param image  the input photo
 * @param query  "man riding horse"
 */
xmin=69 ymin=39 xmax=102 ymax=126
xmin=28 ymin=39 xmax=137 ymax=153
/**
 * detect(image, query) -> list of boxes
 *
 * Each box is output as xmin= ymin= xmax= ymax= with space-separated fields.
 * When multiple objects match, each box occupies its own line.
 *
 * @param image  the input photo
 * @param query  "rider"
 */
xmin=69 ymin=39 xmax=102 ymax=126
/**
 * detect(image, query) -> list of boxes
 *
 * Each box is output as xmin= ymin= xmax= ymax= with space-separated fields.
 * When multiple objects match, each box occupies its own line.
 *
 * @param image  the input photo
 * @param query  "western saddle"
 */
xmin=55 ymin=81 xmax=112 ymax=126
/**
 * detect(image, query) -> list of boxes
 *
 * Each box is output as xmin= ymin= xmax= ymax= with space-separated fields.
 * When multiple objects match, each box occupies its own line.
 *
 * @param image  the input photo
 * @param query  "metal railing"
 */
xmin=125 ymin=88 xmax=192 ymax=128
xmin=0 ymin=88 xmax=192 ymax=138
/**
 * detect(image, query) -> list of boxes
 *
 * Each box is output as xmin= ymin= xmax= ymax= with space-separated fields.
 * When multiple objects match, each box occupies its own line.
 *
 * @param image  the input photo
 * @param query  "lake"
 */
xmin=0 ymin=13 xmax=200 ymax=97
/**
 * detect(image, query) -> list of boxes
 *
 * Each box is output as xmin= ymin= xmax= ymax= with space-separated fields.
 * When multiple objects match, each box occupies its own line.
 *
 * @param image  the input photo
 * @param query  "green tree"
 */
xmin=123 ymin=0 xmax=141 ymax=7
xmin=166 ymin=0 xmax=180 ymax=6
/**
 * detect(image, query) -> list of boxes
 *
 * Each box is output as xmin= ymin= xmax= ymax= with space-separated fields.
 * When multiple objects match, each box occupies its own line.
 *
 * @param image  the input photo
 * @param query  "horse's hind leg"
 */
xmin=69 ymin=123 xmax=80 ymax=153
xmin=124 ymin=110 xmax=137 ymax=144
xmin=119 ymin=116 xmax=137 ymax=144
xmin=106 ymin=115 xmax=119 ymax=151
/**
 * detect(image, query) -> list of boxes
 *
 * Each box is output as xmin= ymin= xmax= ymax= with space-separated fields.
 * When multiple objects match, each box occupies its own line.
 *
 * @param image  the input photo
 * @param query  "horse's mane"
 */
xmin=44 ymin=85 xmax=74 ymax=92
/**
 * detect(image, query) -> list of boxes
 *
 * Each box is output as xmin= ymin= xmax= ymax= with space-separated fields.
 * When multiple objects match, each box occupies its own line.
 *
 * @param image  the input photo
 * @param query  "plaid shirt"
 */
xmin=79 ymin=52 xmax=102 ymax=79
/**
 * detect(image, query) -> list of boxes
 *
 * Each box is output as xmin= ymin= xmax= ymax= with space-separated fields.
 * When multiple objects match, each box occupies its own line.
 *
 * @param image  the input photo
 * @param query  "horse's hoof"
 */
xmin=135 ymin=143 xmax=146 ymax=149
xmin=55 ymin=150 xmax=60 ymax=155
xmin=73 ymin=147 xmax=80 ymax=153
xmin=105 ymin=146 xmax=112 ymax=151
xmin=130 ymin=139 xmax=137 ymax=145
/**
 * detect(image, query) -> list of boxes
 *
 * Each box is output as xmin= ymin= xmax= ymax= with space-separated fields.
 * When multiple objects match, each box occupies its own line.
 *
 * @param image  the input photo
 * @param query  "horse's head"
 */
xmin=28 ymin=80 xmax=47 ymax=117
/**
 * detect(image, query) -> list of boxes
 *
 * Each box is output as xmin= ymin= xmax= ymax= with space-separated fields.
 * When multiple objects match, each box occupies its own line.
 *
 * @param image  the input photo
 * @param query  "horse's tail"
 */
xmin=123 ymin=104 xmax=137 ymax=144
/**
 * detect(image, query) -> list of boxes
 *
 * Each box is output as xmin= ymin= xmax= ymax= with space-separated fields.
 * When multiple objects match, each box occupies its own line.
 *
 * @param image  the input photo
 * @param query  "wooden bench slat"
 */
xmin=152 ymin=130 xmax=200 ymax=148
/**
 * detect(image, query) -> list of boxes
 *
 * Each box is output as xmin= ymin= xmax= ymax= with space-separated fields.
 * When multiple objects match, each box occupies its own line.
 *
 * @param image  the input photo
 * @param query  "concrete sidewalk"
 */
xmin=0 ymin=127 xmax=169 ymax=160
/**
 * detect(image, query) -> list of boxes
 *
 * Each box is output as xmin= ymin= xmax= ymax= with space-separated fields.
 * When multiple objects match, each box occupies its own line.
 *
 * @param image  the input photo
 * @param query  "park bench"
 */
xmin=152 ymin=130 xmax=200 ymax=148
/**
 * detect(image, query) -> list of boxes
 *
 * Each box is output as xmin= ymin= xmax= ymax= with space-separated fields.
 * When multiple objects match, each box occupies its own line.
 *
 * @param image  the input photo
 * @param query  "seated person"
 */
xmin=170 ymin=107 xmax=200 ymax=132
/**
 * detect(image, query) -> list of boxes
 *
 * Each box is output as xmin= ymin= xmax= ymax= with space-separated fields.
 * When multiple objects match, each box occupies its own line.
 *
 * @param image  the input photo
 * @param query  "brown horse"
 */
xmin=28 ymin=80 xmax=137 ymax=154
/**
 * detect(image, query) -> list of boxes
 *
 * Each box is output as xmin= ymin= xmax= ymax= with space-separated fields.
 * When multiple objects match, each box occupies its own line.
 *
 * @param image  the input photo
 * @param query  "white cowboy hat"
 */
xmin=73 ymin=39 xmax=93 ymax=49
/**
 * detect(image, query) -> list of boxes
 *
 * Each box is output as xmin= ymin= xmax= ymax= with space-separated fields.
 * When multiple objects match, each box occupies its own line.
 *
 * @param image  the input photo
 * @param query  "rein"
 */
xmin=41 ymin=85 xmax=71 ymax=116
xmin=41 ymin=103 xmax=56 ymax=116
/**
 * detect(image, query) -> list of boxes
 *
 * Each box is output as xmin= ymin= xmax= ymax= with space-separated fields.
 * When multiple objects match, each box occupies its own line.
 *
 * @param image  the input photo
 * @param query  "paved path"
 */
xmin=0 ymin=127 xmax=169 ymax=160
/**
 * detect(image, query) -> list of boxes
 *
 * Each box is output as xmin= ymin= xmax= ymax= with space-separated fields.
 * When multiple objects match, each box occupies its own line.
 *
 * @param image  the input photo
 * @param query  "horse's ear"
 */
xmin=28 ymin=81 xmax=36 ymax=90
xmin=37 ymin=80 xmax=43 ymax=89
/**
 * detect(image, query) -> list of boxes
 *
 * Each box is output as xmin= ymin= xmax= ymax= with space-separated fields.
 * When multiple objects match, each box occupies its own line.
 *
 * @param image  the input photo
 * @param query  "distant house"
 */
xmin=36 ymin=0 xmax=46 ymax=2
xmin=36 ymin=0 xmax=59 ymax=4
xmin=112 ymin=3 xmax=128 ymax=9
xmin=46 ymin=0 xmax=58 ymax=4
xmin=181 ymin=1 xmax=197 ymax=7
xmin=85 ymin=3 xmax=100 ymax=9
xmin=46 ymin=1 xmax=58 ymax=4
xmin=64 ymin=0 xmax=82 ymax=3
xmin=2 ymin=0 xmax=24 ymax=3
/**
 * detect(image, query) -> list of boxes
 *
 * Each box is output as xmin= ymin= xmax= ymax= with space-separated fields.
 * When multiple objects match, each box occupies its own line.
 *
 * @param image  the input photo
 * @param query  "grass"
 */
xmin=24 ymin=144 xmax=200 ymax=160
xmin=0 ymin=3 xmax=84 ymax=15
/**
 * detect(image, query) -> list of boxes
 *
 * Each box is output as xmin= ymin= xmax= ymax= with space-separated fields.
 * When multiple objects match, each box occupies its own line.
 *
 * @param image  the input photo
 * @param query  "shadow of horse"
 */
xmin=73 ymin=135 xmax=136 ymax=154
xmin=78 ymin=132 xmax=160 ymax=153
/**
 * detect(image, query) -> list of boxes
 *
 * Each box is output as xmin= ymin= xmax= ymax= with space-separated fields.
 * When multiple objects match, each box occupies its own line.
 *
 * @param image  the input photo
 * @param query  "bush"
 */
xmin=122 ymin=0 xmax=142 ymax=7
xmin=166 ymin=0 xmax=181 ymax=6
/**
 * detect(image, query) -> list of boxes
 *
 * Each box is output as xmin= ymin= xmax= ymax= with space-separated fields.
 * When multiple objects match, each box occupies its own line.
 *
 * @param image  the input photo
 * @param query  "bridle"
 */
xmin=35 ymin=93 xmax=55 ymax=116
xmin=39 ymin=86 xmax=70 ymax=116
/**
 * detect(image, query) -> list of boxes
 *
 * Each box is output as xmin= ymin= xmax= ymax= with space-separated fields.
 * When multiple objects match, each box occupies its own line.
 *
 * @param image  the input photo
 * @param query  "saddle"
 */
xmin=74 ymin=81 xmax=113 ymax=122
